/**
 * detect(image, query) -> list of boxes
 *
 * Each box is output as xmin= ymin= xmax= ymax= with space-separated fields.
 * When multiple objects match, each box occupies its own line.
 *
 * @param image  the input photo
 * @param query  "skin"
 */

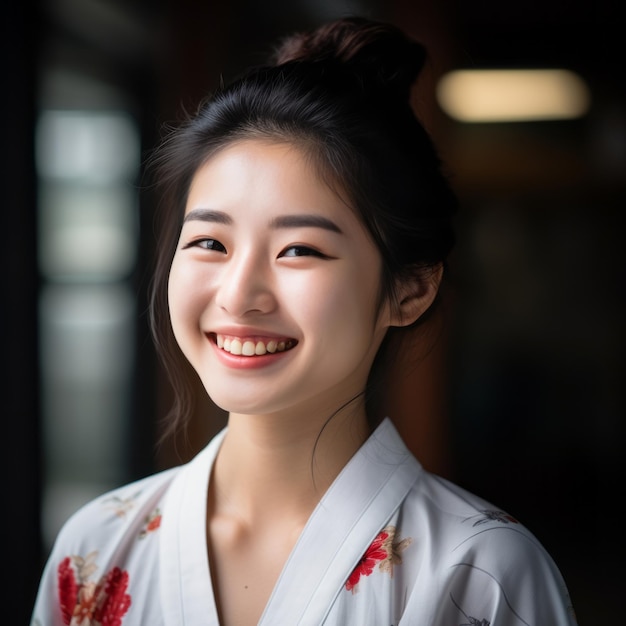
xmin=167 ymin=139 xmax=439 ymax=625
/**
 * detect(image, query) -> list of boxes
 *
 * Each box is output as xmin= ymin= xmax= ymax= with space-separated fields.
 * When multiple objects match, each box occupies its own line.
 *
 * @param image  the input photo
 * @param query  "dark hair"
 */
xmin=149 ymin=16 xmax=457 ymax=438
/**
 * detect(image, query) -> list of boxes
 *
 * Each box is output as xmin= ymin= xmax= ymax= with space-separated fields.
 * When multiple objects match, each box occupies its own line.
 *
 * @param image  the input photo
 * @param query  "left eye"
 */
xmin=280 ymin=245 xmax=325 ymax=258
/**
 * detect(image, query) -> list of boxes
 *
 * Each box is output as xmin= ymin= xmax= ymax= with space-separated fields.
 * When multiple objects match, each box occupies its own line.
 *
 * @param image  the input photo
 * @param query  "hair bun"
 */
xmin=272 ymin=16 xmax=426 ymax=102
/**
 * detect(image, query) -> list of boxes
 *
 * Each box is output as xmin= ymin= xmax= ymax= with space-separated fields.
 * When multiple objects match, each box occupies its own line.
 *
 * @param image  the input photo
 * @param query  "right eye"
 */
xmin=185 ymin=238 xmax=227 ymax=253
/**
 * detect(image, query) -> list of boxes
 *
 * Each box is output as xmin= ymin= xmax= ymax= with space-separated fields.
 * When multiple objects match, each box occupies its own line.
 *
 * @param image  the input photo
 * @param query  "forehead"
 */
xmin=192 ymin=139 xmax=315 ymax=183
xmin=186 ymin=139 xmax=353 ymax=219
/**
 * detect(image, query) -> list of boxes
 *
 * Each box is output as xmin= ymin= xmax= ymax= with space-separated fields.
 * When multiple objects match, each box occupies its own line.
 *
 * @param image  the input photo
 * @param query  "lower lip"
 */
xmin=209 ymin=338 xmax=295 ymax=370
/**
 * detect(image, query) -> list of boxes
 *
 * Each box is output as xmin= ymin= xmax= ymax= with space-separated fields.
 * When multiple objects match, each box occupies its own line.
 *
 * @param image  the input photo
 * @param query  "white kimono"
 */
xmin=31 ymin=418 xmax=577 ymax=625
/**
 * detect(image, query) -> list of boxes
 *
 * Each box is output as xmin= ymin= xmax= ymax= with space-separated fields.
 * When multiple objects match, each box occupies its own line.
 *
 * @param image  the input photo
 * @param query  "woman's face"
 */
xmin=168 ymin=140 xmax=393 ymax=420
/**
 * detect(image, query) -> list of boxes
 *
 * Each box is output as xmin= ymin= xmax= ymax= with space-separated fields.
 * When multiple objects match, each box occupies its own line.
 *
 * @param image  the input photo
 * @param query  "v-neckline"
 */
xmin=159 ymin=419 xmax=421 ymax=625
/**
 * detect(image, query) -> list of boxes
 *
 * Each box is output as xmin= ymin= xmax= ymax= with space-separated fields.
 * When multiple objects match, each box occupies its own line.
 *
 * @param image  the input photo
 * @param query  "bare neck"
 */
xmin=211 ymin=408 xmax=370 ymax=526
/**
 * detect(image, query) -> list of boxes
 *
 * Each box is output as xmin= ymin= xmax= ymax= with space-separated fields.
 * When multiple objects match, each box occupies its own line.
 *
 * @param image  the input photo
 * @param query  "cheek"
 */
xmin=290 ymin=269 xmax=381 ymax=340
xmin=167 ymin=256 xmax=207 ymax=339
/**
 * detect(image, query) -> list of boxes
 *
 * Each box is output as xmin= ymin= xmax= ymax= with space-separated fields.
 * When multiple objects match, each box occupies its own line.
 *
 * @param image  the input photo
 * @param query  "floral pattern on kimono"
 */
xmin=57 ymin=552 xmax=131 ymax=626
xmin=345 ymin=525 xmax=412 ymax=593
xmin=139 ymin=508 xmax=162 ymax=539
xmin=31 ymin=418 xmax=578 ymax=626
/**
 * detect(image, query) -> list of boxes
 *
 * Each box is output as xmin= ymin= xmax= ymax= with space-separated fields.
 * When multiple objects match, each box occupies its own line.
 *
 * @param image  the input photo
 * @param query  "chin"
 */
xmin=204 ymin=388 xmax=279 ymax=417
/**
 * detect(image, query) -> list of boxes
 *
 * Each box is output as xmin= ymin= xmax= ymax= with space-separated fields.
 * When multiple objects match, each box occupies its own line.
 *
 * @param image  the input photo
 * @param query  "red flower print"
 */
xmin=94 ymin=567 xmax=131 ymax=626
xmin=345 ymin=526 xmax=413 ymax=594
xmin=139 ymin=508 xmax=162 ymax=539
xmin=58 ymin=557 xmax=78 ymax=624
xmin=56 ymin=552 xmax=131 ymax=625
xmin=345 ymin=530 xmax=390 ymax=593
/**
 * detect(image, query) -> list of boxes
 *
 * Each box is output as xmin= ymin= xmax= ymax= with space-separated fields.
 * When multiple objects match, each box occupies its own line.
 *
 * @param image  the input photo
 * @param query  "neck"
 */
xmin=211 ymin=405 xmax=370 ymax=526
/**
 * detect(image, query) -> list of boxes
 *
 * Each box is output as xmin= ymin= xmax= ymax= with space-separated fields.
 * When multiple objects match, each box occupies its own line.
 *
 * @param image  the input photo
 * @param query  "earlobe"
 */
xmin=390 ymin=264 xmax=444 ymax=328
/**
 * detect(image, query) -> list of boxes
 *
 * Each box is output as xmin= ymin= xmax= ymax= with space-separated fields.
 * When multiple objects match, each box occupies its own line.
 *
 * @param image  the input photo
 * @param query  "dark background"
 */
xmin=4 ymin=0 xmax=624 ymax=623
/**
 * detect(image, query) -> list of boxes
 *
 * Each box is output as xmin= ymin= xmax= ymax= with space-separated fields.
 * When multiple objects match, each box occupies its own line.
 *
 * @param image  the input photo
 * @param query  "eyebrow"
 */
xmin=184 ymin=209 xmax=342 ymax=234
xmin=183 ymin=209 xmax=232 ymax=225
xmin=270 ymin=214 xmax=342 ymax=234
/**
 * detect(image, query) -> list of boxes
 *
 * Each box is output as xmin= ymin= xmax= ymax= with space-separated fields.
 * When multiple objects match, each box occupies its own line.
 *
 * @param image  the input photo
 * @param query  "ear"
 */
xmin=388 ymin=264 xmax=444 ymax=328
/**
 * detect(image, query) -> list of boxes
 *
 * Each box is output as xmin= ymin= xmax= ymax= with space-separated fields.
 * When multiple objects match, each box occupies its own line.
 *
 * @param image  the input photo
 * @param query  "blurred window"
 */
xmin=36 ymin=103 xmax=140 ymax=550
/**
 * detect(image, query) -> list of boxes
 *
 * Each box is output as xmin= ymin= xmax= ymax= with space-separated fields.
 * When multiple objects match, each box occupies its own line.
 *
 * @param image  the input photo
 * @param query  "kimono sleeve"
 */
xmin=30 ymin=512 xmax=89 ymax=626
xmin=420 ymin=524 xmax=578 ymax=625
xmin=29 ymin=469 xmax=176 ymax=626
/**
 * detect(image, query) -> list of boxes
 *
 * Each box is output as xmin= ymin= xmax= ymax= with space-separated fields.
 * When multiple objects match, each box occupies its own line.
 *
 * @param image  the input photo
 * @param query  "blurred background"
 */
xmin=4 ymin=0 xmax=623 ymax=623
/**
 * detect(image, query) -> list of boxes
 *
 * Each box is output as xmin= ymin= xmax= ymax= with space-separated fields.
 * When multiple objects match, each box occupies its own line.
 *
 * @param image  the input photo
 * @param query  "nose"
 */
xmin=214 ymin=249 xmax=277 ymax=317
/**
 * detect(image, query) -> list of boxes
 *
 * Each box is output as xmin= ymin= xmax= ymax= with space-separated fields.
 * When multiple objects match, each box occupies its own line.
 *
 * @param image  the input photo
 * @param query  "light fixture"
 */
xmin=436 ymin=69 xmax=591 ymax=123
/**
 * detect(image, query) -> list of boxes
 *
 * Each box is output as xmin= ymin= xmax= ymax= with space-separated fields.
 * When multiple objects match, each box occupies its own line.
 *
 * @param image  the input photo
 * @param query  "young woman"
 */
xmin=31 ymin=17 xmax=577 ymax=626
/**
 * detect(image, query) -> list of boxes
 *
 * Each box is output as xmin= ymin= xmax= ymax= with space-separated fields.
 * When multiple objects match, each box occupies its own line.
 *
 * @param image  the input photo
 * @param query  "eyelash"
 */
xmin=184 ymin=240 xmax=329 ymax=259
xmin=184 ymin=238 xmax=227 ymax=252
xmin=279 ymin=245 xmax=328 ymax=259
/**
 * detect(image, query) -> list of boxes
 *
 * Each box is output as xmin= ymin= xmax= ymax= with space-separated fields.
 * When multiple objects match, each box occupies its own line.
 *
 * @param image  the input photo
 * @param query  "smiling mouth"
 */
xmin=214 ymin=334 xmax=297 ymax=356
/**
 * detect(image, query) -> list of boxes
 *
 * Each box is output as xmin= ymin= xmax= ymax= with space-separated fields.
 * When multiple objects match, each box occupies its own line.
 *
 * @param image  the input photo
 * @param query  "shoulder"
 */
xmin=399 ymin=472 xmax=577 ymax=623
xmin=369 ymin=420 xmax=552 ymax=567
xmin=32 ymin=468 xmax=180 ymax=626
xmin=372 ymin=421 xmax=557 ymax=573
xmin=408 ymin=471 xmax=550 ymax=561
xmin=52 ymin=465 xmax=179 ymax=557
xmin=409 ymin=473 xmax=575 ymax=609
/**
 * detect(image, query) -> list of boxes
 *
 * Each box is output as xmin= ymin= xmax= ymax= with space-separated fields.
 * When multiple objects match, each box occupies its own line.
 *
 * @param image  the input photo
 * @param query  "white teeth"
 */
xmin=215 ymin=334 xmax=293 ymax=356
